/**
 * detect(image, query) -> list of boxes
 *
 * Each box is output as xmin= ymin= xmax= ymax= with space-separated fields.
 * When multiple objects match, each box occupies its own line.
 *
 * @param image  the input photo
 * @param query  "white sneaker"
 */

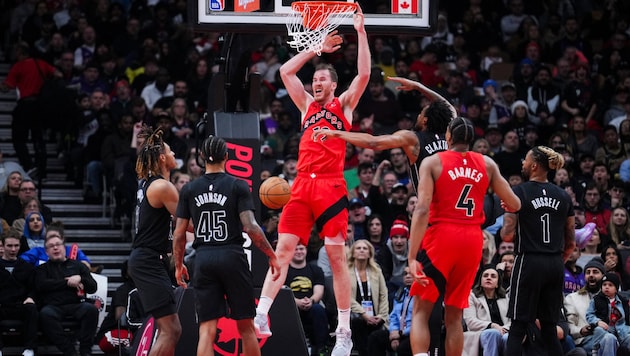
xmin=331 ymin=327 xmax=352 ymax=356
xmin=254 ymin=313 xmax=272 ymax=338
xmin=22 ymin=350 xmax=35 ymax=356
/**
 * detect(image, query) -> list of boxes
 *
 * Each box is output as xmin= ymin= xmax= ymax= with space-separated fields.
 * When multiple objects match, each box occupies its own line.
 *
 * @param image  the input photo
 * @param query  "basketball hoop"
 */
xmin=286 ymin=1 xmax=357 ymax=56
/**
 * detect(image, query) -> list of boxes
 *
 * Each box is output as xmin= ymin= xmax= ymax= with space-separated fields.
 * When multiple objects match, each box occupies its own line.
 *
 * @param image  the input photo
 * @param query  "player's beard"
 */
xmin=521 ymin=167 xmax=530 ymax=181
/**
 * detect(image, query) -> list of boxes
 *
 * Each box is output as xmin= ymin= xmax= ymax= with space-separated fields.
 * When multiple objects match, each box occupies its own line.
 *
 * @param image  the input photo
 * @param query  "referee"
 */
xmin=172 ymin=136 xmax=279 ymax=356
xmin=501 ymin=145 xmax=576 ymax=355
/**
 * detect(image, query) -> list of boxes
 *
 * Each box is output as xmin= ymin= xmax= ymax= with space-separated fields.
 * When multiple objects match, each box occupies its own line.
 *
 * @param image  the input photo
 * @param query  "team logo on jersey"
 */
xmin=303 ymin=109 xmax=344 ymax=130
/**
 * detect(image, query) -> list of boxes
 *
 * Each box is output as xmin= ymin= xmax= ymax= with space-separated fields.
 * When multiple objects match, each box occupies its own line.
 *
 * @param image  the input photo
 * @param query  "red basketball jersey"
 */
xmin=429 ymin=150 xmax=489 ymax=225
xmin=298 ymin=98 xmax=349 ymax=175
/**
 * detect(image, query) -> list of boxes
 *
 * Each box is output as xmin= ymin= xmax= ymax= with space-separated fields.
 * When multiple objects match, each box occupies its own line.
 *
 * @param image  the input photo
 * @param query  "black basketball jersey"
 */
xmin=409 ymin=130 xmax=448 ymax=192
xmin=513 ymin=181 xmax=574 ymax=255
xmin=176 ymin=172 xmax=254 ymax=248
xmin=133 ymin=176 xmax=173 ymax=254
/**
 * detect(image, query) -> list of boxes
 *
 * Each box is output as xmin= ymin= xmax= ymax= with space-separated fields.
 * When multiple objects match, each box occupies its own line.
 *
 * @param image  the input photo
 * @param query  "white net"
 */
xmin=286 ymin=1 xmax=356 ymax=56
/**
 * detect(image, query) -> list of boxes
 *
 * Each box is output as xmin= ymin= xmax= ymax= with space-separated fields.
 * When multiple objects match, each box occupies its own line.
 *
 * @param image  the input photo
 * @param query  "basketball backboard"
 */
xmin=189 ymin=0 xmax=437 ymax=36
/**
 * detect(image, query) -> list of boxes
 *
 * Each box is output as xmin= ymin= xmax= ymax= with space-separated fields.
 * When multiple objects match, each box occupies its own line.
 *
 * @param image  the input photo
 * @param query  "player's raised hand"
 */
xmin=312 ymin=128 xmax=338 ymax=142
xmin=268 ymin=255 xmax=281 ymax=281
xmin=175 ymin=265 xmax=189 ymax=288
xmin=321 ymin=30 xmax=343 ymax=53
xmin=353 ymin=3 xmax=365 ymax=32
xmin=388 ymin=76 xmax=420 ymax=92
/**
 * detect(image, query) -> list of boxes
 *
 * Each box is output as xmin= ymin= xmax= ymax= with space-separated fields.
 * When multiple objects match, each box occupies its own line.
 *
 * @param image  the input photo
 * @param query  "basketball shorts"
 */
xmin=193 ymin=245 xmax=256 ymax=321
xmin=279 ymin=174 xmax=348 ymax=245
xmin=128 ymin=247 xmax=176 ymax=318
xmin=508 ymin=253 xmax=564 ymax=323
xmin=410 ymin=224 xmax=482 ymax=309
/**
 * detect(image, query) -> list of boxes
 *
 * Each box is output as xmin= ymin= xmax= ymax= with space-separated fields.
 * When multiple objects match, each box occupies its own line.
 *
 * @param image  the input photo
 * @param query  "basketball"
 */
xmin=259 ymin=177 xmax=291 ymax=209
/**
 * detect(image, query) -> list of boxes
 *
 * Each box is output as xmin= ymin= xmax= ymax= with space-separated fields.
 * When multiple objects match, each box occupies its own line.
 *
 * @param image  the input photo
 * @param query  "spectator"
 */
xmin=596 ymin=125 xmax=630 ymax=175
xmin=420 ymin=13 xmax=453 ymax=56
xmin=592 ymin=162 xmax=612 ymax=194
xmin=577 ymin=228 xmax=602 ymax=270
xmin=185 ymin=58 xmax=211 ymax=112
xmin=0 ymin=151 xmax=29 ymax=189
xmin=36 ymin=231 xmax=98 ymax=356
xmin=21 ymin=222 xmax=91 ymax=268
xmin=488 ymin=82 xmax=517 ymax=128
xmin=333 ymin=42 xmax=359 ymax=94
xmin=566 ymin=116 xmax=599 ymax=163
xmin=344 ymin=148 xmax=375 ymax=192
xmin=73 ymin=25 xmax=96 ymax=69
xmin=527 ymin=65 xmax=560 ymax=137
xmin=349 ymin=162 xmax=375 ymax=201
xmin=500 ymin=0 xmax=529 ymax=43
xmin=376 ymin=219 xmax=409 ymax=301
xmin=364 ymin=214 xmax=387 ymax=257
xmin=348 ymin=240 xmax=389 ymax=356
xmin=109 ymin=79 xmax=133 ymax=122
xmin=561 ymin=63 xmax=598 ymax=129
xmin=585 ymin=273 xmax=630 ymax=354
xmin=169 ymin=98 xmax=195 ymax=142
xmin=601 ymin=244 xmax=624 ymax=289
xmin=565 ymin=257 xmax=606 ymax=354
xmin=484 ymin=125 xmax=503 ymax=155
xmin=610 ymin=207 xmax=630 ymax=248
xmin=583 ymin=182 xmax=612 ymax=237
xmin=0 ymin=42 xmax=55 ymax=177
xmin=154 ymin=111 xmax=188 ymax=161
xmin=463 ymin=265 xmax=510 ymax=356
xmin=0 ymin=171 xmax=24 ymax=224
xmin=604 ymin=85 xmax=629 ymax=126
xmin=13 ymin=199 xmax=45 ymax=240
xmin=552 ymin=17 xmax=593 ymax=61
xmin=496 ymin=251 xmax=516 ymax=291
xmin=349 ymin=197 xmax=368 ymax=241
xmin=564 ymin=246 xmax=585 ymax=295
xmin=0 ymin=229 xmax=38 ymax=356
xmin=285 ymin=243 xmax=329 ymax=356
xmin=366 ymin=266 xmax=414 ymax=356
xmin=493 ymin=130 xmax=527 ymax=178
xmin=409 ymin=45 xmax=443 ymax=88
xmin=141 ymin=67 xmax=173 ymax=111
xmin=356 ymin=68 xmax=402 ymax=135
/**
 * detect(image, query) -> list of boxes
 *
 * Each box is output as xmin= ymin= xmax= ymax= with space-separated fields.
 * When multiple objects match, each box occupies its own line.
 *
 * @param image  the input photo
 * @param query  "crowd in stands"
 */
xmin=0 ymin=0 xmax=630 ymax=354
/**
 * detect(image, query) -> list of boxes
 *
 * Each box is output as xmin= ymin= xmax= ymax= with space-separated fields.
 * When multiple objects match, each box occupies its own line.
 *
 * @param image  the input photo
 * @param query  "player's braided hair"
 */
xmin=448 ymin=117 xmax=475 ymax=146
xmin=136 ymin=125 xmax=166 ymax=180
xmin=425 ymin=100 xmax=453 ymax=134
xmin=531 ymin=145 xmax=565 ymax=171
xmin=201 ymin=136 xmax=227 ymax=164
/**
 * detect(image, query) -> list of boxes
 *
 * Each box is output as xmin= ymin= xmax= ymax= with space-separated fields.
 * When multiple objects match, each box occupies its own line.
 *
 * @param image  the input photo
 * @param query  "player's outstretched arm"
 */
xmin=312 ymin=128 xmax=415 ymax=151
xmin=172 ymin=217 xmax=190 ymax=288
xmin=388 ymin=76 xmax=457 ymax=119
xmin=339 ymin=4 xmax=369 ymax=112
xmin=407 ymin=156 xmax=436 ymax=286
xmin=240 ymin=210 xmax=280 ymax=280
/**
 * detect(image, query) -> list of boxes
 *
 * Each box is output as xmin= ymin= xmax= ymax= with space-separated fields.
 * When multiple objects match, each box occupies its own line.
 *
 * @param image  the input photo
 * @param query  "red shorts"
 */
xmin=278 ymin=174 xmax=349 ymax=246
xmin=410 ymin=223 xmax=482 ymax=309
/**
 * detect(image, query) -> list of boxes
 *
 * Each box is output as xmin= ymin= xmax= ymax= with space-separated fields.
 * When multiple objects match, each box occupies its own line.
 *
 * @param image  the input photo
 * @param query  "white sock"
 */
xmin=414 ymin=353 xmax=429 ymax=356
xmin=22 ymin=350 xmax=34 ymax=356
xmin=337 ymin=308 xmax=351 ymax=330
xmin=257 ymin=296 xmax=274 ymax=315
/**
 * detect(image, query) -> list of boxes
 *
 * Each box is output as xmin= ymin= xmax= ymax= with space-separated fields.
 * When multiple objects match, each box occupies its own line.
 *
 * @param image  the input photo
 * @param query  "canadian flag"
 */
xmin=392 ymin=0 xmax=418 ymax=14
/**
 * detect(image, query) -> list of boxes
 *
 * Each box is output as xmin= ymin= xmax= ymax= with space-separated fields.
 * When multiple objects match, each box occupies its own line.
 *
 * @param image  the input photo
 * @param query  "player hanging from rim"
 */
xmin=172 ymin=135 xmax=280 ymax=356
xmin=407 ymin=117 xmax=521 ymax=356
xmin=128 ymin=126 xmax=181 ymax=356
xmin=254 ymin=5 xmax=370 ymax=356
xmin=312 ymin=77 xmax=455 ymax=192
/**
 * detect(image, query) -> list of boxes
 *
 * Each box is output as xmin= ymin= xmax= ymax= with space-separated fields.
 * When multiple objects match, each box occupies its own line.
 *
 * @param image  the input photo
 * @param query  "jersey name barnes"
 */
xmin=303 ymin=110 xmax=344 ymax=130
xmin=531 ymin=196 xmax=561 ymax=210
xmin=194 ymin=189 xmax=227 ymax=207
xmin=425 ymin=139 xmax=448 ymax=155
xmin=447 ymin=166 xmax=484 ymax=183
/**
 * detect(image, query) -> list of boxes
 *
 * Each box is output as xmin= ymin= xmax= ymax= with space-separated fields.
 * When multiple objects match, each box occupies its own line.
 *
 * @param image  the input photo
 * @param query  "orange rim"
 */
xmin=291 ymin=1 xmax=357 ymax=30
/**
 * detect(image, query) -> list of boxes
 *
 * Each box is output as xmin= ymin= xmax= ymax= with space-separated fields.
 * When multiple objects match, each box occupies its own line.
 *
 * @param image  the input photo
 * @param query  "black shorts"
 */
xmin=508 ymin=253 xmax=564 ymax=323
xmin=128 ymin=247 xmax=176 ymax=319
xmin=192 ymin=245 xmax=255 ymax=322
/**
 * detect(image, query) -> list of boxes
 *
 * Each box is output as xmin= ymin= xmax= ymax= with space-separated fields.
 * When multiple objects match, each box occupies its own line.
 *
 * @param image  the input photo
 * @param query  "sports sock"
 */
xmin=337 ymin=308 xmax=350 ymax=330
xmin=257 ymin=296 xmax=274 ymax=315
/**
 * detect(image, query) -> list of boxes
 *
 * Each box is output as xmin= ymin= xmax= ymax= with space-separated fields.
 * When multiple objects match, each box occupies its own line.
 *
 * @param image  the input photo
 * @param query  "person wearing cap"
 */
xmin=585 ymin=272 xmax=630 ymax=354
xmin=513 ymin=58 xmax=535 ymax=100
xmin=565 ymin=257 xmax=605 ymax=354
xmin=604 ymin=85 xmax=629 ymax=126
xmin=312 ymin=76 xmax=456 ymax=195
xmin=408 ymin=118 xmax=520 ymax=356
xmin=377 ymin=219 xmax=410 ymax=302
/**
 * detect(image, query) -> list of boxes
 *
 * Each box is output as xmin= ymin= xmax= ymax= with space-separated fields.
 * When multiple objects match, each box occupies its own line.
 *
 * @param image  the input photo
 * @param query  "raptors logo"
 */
xmin=214 ymin=316 xmax=269 ymax=356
